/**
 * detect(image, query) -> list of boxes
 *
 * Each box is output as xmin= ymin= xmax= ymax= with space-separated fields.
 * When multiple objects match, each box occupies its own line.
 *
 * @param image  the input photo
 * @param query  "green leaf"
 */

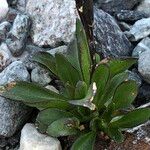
xmin=108 ymin=58 xmax=137 ymax=77
xmin=92 ymin=64 xmax=110 ymax=107
xmin=55 ymin=53 xmax=81 ymax=87
xmin=71 ymin=132 xmax=96 ymax=150
xmin=69 ymin=83 xmax=96 ymax=110
xmin=103 ymin=72 xmax=129 ymax=106
xmin=75 ymin=81 xmax=87 ymax=99
xmin=36 ymin=108 xmax=73 ymax=132
xmin=94 ymin=53 xmax=101 ymax=64
xmin=32 ymin=52 xmax=57 ymax=76
xmin=37 ymin=108 xmax=73 ymax=125
xmin=2 ymin=82 xmax=70 ymax=109
xmin=107 ymin=127 xmax=124 ymax=143
xmin=47 ymin=117 xmax=80 ymax=137
xmin=110 ymin=108 xmax=150 ymax=129
xmin=66 ymin=38 xmax=81 ymax=73
xmin=76 ymin=19 xmax=92 ymax=85
xmin=112 ymin=80 xmax=138 ymax=110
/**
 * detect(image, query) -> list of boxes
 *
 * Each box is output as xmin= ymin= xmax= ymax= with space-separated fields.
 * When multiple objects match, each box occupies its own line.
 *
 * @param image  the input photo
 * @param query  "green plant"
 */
xmin=1 ymin=19 xmax=150 ymax=150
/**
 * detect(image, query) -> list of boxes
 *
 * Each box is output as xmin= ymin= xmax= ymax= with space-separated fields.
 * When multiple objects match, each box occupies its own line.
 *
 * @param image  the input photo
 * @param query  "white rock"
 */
xmin=0 ymin=43 xmax=12 ymax=71
xmin=19 ymin=123 xmax=62 ymax=150
xmin=0 ymin=0 xmax=9 ymax=21
xmin=138 ymin=51 xmax=150 ymax=84
xmin=137 ymin=0 xmax=150 ymax=17
xmin=26 ymin=0 xmax=78 ymax=47
xmin=127 ymin=18 xmax=150 ymax=41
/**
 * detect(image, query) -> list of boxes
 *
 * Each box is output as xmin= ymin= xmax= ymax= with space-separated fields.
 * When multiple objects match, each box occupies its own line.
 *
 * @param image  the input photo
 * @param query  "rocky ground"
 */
xmin=0 ymin=0 xmax=150 ymax=149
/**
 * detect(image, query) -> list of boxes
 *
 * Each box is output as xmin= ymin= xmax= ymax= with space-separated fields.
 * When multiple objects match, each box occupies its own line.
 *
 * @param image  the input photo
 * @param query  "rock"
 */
xmin=17 ymin=0 xmax=28 ymax=12
xmin=0 ymin=0 xmax=9 ymax=21
xmin=118 ymin=22 xmax=131 ymax=31
xmin=137 ymin=0 xmax=150 ymax=17
xmin=26 ymin=0 xmax=78 ymax=47
xmin=47 ymin=45 xmax=68 ymax=56
xmin=7 ymin=0 xmax=17 ymax=6
xmin=94 ymin=8 xmax=132 ymax=57
xmin=132 ymin=37 xmax=150 ymax=57
xmin=0 ymin=61 xmax=31 ymax=137
xmin=127 ymin=70 xmax=142 ymax=87
xmin=135 ymin=83 xmax=150 ymax=107
xmin=0 ymin=43 xmax=12 ymax=71
xmin=31 ymin=67 xmax=52 ymax=86
xmin=138 ymin=51 xmax=150 ymax=84
xmin=6 ymin=8 xmax=19 ymax=23
xmin=19 ymin=123 xmax=62 ymax=150
xmin=6 ymin=14 xmax=31 ymax=56
xmin=0 ymin=97 xmax=31 ymax=137
xmin=95 ymin=0 xmax=141 ymax=14
xmin=0 ymin=61 xmax=30 ymax=85
xmin=115 ymin=10 xmax=148 ymax=22
xmin=0 ymin=21 xmax=11 ymax=42
xmin=127 ymin=18 xmax=150 ymax=41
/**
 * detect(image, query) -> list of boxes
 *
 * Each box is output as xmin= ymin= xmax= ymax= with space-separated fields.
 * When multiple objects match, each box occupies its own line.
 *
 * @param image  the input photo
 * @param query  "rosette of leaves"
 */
xmin=1 ymin=19 xmax=150 ymax=150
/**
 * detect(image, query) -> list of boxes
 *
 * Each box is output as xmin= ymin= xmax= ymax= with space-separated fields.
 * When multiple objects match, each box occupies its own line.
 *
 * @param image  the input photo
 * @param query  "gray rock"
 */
xmin=0 ymin=21 xmax=11 ymax=42
xmin=0 ymin=61 xmax=31 ymax=137
xmin=137 ymin=0 xmax=150 ymax=17
xmin=115 ymin=10 xmax=148 ymax=22
xmin=0 ymin=0 xmax=9 ymax=22
xmin=132 ymin=37 xmax=150 ymax=57
xmin=17 ymin=0 xmax=28 ymax=12
xmin=0 ymin=43 xmax=12 ymax=71
xmin=94 ymin=8 xmax=132 ymax=57
xmin=31 ymin=67 xmax=52 ymax=86
xmin=6 ymin=8 xmax=19 ymax=23
xmin=118 ymin=22 xmax=131 ymax=32
xmin=95 ymin=0 xmax=141 ymax=14
xmin=19 ymin=123 xmax=62 ymax=150
xmin=0 ymin=61 xmax=30 ymax=85
xmin=26 ymin=0 xmax=78 ymax=47
xmin=6 ymin=13 xmax=31 ymax=56
xmin=47 ymin=45 xmax=68 ymax=56
xmin=0 ymin=97 xmax=31 ymax=137
xmin=138 ymin=51 xmax=150 ymax=84
xmin=127 ymin=18 xmax=150 ymax=41
xmin=127 ymin=70 xmax=142 ymax=87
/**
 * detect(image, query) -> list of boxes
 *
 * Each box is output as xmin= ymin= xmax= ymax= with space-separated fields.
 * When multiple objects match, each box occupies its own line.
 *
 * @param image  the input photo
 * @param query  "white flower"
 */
xmin=0 ymin=0 xmax=9 ymax=21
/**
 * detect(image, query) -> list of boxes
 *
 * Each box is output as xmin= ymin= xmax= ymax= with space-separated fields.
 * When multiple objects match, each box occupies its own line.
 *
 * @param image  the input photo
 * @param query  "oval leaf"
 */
xmin=47 ymin=117 xmax=80 ymax=137
xmin=71 ymin=132 xmax=96 ymax=150
xmin=110 ymin=108 xmax=150 ymax=129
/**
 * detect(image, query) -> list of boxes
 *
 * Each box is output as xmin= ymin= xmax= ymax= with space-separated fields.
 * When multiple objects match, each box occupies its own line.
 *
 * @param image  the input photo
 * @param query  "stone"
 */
xmin=118 ymin=22 xmax=131 ymax=32
xmin=6 ymin=8 xmax=19 ymax=23
xmin=138 ymin=51 xmax=150 ymax=84
xmin=95 ymin=0 xmax=141 ymax=14
xmin=19 ymin=123 xmax=62 ymax=150
xmin=0 ymin=97 xmax=31 ymax=137
xmin=6 ymin=14 xmax=31 ymax=56
xmin=127 ymin=18 xmax=150 ymax=41
xmin=0 ymin=43 xmax=12 ymax=71
xmin=132 ymin=37 xmax=150 ymax=57
xmin=137 ymin=0 xmax=150 ymax=17
xmin=94 ymin=8 xmax=132 ymax=57
xmin=0 ymin=21 xmax=11 ymax=42
xmin=0 ymin=0 xmax=9 ymax=21
xmin=26 ymin=0 xmax=78 ymax=47
xmin=115 ymin=10 xmax=148 ymax=22
xmin=0 ymin=61 xmax=31 ymax=137
xmin=17 ymin=0 xmax=28 ymax=12
xmin=31 ymin=67 xmax=52 ymax=86
xmin=0 ymin=61 xmax=30 ymax=85
xmin=127 ymin=70 xmax=142 ymax=87
xmin=47 ymin=45 xmax=68 ymax=56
